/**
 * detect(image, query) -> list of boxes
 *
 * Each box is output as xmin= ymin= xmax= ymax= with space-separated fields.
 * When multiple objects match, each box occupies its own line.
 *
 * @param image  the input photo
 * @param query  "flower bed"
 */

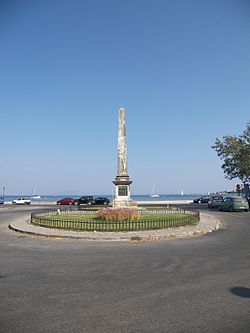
xmin=98 ymin=208 xmax=140 ymax=222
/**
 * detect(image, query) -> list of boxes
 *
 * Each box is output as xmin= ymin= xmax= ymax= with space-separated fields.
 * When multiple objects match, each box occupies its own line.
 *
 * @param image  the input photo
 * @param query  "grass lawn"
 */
xmin=33 ymin=212 xmax=198 ymax=231
xmin=44 ymin=213 xmax=189 ymax=221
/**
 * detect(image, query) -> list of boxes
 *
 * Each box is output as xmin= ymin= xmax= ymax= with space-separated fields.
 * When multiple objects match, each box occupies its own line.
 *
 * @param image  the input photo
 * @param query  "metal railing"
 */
xmin=31 ymin=207 xmax=199 ymax=232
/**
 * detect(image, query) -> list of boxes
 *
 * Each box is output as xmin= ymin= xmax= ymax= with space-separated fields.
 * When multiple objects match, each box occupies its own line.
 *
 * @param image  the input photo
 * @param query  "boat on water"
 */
xmin=149 ymin=184 xmax=159 ymax=198
xmin=31 ymin=195 xmax=42 ymax=200
xmin=30 ymin=185 xmax=42 ymax=200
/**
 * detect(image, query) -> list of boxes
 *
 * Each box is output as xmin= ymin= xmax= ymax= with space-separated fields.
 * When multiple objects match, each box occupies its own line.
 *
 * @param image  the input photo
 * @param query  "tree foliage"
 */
xmin=212 ymin=122 xmax=250 ymax=183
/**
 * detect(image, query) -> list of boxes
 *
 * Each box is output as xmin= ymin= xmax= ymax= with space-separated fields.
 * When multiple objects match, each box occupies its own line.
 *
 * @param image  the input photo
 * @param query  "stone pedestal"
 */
xmin=113 ymin=176 xmax=133 ymax=207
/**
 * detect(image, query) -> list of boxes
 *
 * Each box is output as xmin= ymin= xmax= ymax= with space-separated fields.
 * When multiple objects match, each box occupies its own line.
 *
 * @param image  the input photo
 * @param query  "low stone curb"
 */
xmin=8 ymin=212 xmax=222 ymax=241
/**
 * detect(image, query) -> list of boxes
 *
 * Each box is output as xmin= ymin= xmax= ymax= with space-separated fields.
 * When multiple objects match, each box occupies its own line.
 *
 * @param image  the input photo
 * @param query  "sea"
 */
xmin=3 ymin=194 xmax=202 ymax=203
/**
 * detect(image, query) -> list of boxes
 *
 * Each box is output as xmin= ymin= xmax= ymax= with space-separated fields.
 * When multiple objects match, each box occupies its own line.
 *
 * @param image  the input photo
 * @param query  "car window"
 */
xmin=233 ymin=197 xmax=247 ymax=202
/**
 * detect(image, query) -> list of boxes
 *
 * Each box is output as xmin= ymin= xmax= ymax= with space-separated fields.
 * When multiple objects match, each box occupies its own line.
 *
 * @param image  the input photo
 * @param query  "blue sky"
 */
xmin=1 ymin=0 xmax=249 ymax=195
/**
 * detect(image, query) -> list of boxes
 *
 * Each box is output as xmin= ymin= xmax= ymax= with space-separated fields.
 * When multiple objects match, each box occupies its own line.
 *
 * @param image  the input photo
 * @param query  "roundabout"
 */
xmin=8 ymin=205 xmax=221 ymax=241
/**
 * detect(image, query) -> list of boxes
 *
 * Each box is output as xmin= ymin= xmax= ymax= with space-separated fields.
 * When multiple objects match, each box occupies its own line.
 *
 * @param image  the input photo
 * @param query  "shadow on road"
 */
xmin=230 ymin=287 xmax=250 ymax=298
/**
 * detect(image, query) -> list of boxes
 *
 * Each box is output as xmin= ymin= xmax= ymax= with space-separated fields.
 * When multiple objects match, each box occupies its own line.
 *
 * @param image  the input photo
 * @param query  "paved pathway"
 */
xmin=9 ymin=212 xmax=222 ymax=241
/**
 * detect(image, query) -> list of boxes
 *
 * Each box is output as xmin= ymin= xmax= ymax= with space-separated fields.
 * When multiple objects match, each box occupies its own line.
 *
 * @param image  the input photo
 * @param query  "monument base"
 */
xmin=112 ymin=176 xmax=135 ymax=208
xmin=112 ymin=198 xmax=136 ymax=208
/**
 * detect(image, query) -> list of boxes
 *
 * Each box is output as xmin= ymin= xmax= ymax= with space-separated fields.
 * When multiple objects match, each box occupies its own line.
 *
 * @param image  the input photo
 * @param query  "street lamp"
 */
xmin=2 ymin=187 xmax=5 ymax=202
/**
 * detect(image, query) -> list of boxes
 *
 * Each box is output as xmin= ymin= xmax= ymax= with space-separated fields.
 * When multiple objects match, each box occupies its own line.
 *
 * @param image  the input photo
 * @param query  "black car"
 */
xmin=193 ymin=196 xmax=211 ymax=204
xmin=94 ymin=197 xmax=110 ymax=205
xmin=73 ymin=196 xmax=94 ymax=205
xmin=73 ymin=196 xmax=110 ymax=206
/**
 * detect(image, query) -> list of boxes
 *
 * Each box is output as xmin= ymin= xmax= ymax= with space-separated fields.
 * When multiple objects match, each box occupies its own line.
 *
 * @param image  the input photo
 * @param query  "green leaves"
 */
xmin=212 ymin=122 xmax=250 ymax=182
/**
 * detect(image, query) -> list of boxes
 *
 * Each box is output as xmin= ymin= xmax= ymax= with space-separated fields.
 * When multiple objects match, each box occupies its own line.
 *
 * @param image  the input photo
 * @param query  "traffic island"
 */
xmin=8 ymin=208 xmax=222 ymax=241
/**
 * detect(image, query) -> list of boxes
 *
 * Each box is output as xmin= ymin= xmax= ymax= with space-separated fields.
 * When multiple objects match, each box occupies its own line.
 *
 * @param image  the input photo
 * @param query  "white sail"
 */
xmin=150 ymin=184 xmax=159 ymax=198
xmin=31 ymin=185 xmax=41 ymax=199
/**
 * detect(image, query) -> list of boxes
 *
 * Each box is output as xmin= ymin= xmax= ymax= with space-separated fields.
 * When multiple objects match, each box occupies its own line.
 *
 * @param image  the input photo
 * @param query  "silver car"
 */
xmin=208 ymin=195 xmax=224 ymax=209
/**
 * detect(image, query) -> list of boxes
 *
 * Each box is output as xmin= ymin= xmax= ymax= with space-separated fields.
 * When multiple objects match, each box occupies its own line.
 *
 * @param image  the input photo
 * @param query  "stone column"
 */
xmin=113 ymin=107 xmax=133 ymax=207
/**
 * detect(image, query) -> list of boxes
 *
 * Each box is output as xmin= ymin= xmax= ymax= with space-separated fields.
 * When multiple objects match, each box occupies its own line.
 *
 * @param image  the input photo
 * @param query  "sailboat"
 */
xmin=150 ymin=184 xmax=159 ymax=198
xmin=31 ymin=185 xmax=42 ymax=200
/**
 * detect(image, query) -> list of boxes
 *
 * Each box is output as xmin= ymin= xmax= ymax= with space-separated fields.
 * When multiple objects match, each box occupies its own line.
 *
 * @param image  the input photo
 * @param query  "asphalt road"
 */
xmin=0 ymin=204 xmax=250 ymax=333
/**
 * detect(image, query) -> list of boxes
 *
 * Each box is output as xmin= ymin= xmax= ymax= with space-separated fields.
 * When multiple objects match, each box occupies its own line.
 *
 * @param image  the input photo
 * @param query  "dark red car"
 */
xmin=57 ymin=198 xmax=75 ymax=205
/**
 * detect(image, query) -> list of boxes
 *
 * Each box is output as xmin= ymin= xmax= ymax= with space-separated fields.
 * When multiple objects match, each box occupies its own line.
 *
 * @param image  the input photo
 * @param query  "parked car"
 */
xmin=73 ymin=196 xmax=95 ymax=205
xmin=57 ymin=198 xmax=75 ymax=205
xmin=0 ymin=198 xmax=4 ymax=205
xmin=73 ymin=196 xmax=110 ymax=206
xmin=12 ymin=197 xmax=31 ymax=205
xmin=208 ymin=195 xmax=224 ymax=209
xmin=219 ymin=196 xmax=249 ymax=212
xmin=93 ymin=197 xmax=110 ymax=205
xmin=193 ymin=196 xmax=211 ymax=204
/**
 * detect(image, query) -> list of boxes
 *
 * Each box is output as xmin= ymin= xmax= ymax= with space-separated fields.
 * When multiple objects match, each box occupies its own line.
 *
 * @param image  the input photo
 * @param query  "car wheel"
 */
xmin=229 ymin=206 xmax=233 ymax=212
xmin=58 ymin=203 xmax=61 ymax=205
xmin=74 ymin=202 xmax=78 ymax=206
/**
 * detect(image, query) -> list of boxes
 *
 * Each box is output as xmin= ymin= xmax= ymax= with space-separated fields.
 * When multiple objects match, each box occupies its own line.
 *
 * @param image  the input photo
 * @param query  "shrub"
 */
xmin=97 ymin=208 xmax=140 ymax=222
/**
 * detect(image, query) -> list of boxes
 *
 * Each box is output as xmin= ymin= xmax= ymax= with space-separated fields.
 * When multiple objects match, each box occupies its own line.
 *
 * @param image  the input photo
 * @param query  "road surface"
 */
xmin=0 ymin=204 xmax=249 ymax=332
